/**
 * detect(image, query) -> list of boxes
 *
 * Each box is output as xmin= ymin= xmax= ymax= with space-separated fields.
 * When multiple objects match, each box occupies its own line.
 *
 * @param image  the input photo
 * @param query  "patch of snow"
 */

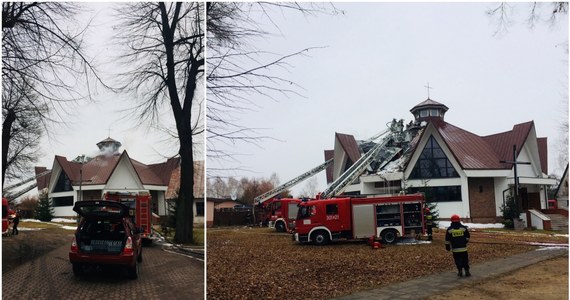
xmin=19 ymin=228 xmax=45 ymax=231
xmin=397 ymin=238 xmax=431 ymax=245
xmin=438 ymin=221 xmax=504 ymax=229
xmin=21 ymin=219 xmax=44 ymax=223
xmin=20 ymin=218 xmax=77 ymax=230
xmin=51 ymin=218 xmax=77 ymax=223
xmin=537 ymin=246 xmax=569 ymax=250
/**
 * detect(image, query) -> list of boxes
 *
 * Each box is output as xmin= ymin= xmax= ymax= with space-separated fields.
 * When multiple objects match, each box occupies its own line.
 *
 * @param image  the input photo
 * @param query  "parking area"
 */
xmin=2 ymin=238 xmax=204 ymax=299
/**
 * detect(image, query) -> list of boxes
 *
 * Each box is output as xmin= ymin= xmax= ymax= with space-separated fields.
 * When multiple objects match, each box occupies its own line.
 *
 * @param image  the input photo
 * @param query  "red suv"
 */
xmin=69 ymin=200 xmax=143 ymax=279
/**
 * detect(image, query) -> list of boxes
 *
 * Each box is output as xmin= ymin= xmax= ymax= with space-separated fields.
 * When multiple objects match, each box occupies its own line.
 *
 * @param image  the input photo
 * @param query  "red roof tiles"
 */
xmin=424 ymin=119 xmax=544 ymax=171
xmin=41 ymin=151 xmax=182 ymax=188
xmin=335 ymin=133 xmax=361 ymax=165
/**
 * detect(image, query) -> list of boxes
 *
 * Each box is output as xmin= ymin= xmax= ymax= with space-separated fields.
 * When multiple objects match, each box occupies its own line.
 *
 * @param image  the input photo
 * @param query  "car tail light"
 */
xmin=70 ymin=236 xmax=78 ymax=253
xmin=123 ymin=236 xmax=134 ymax=255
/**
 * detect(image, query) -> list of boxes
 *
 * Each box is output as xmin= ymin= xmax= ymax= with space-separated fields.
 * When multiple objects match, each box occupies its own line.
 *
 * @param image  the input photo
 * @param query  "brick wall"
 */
xmin=468 ymin=178 xmax=500 ymax=223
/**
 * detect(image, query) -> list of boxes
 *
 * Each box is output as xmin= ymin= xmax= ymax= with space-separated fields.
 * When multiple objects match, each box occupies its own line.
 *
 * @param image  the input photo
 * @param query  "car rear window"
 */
xmin=77 ymin=205 xmax=124 ymax=218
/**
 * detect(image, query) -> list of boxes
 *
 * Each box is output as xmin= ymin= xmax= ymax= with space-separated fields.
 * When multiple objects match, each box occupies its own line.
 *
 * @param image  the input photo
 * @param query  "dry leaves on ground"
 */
xmin=207 ymin=227 xmax=567 ymax=300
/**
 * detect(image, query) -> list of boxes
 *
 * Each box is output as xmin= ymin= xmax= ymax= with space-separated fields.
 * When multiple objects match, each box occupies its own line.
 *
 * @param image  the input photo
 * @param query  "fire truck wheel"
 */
xmin=312 ymin=230 xmax=330 ymax=246
xmin=275 ymin=221 xmax=286 ymax=232
xmin=72 ymin=263 xmax=83 ymax=277
xmin=381 ymin=229 xmax=398 ymax=244
xmin=127 ymin=261 xmax=139 ymax=279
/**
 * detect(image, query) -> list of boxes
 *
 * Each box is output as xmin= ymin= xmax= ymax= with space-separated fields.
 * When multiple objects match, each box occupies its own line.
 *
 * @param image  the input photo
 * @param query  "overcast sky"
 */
xmin=207 ymin=2 xmax=569 ymax=196
xmin=34 ymin=3 xmax=204 ymax=172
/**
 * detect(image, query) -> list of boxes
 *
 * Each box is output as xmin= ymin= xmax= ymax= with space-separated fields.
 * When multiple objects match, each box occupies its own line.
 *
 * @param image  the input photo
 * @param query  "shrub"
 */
xmin=501 ymin=192 xmax=521 ymax=229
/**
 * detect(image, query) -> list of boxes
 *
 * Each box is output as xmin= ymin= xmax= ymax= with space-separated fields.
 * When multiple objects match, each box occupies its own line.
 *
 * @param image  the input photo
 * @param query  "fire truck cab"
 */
xmin=104 ymin=191 xmax=153 ymax=244
xmin=294 ymin=194 xmax=426 ymax=245
xmin=263 ymin=198 xmax=301 ymax=232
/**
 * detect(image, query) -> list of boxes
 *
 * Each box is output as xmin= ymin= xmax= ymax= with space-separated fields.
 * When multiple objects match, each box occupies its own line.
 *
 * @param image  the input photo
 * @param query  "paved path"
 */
xmin=2 ymin=242 xmax=204 ymax=299
xmin=335 ymin=247 xmax=568 ymax=300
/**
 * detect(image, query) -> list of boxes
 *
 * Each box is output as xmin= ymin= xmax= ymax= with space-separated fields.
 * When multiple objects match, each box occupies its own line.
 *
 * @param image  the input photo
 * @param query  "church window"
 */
xmin=410 ymin=136 xmax=459 ymax=179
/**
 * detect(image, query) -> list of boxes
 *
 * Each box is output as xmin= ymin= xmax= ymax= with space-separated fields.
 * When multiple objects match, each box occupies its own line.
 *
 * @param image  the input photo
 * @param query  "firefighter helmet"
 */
xmin=450 ymin=214 xmax=461 ymax=223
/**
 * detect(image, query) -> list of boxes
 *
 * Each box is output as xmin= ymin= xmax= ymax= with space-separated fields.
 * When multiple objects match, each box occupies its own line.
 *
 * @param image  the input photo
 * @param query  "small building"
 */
xmin=326 ymin=98 xmax=558 ymax=223
xmin=35 ymin=137 xmax=204 ymax=224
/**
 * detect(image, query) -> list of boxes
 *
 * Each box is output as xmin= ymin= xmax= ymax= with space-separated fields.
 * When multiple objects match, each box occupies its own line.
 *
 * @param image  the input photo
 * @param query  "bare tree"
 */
xmin=2 ymin=80 xmax=45 ymax=182
xmin=206 ymin=3 xmax=340 ymax=170
xmin=207 ymin=176 xmax=243 ymax=199
xmin=488 ymin=2 xmax=569 ymax=175
xmin=487 ymin=2 xmax=568 ymax=35
xmin=2 ymin=2 xmax=108 ymax=185
xmin=116 ymin=2 xmax=204 ymax=244
xmin=298 ymin=177 xmax=319 ymax=198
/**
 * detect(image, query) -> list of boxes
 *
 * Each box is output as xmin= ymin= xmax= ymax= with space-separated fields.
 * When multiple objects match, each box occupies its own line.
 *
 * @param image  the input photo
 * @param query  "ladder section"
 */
xmin=254 ymin=159 xmax=334 ymax=204
xmin=320 ymin=130 xmax=393 ymax=199
xmin=138 ymin=196 xmax=150 ymax=235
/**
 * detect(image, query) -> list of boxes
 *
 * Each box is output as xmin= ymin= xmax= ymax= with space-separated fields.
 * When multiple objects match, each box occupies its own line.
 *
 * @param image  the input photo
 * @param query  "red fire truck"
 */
xmin=2 ymin=198 xmax=10 ymax=235
xmin=104 ymin=191 xmax=153 ymax=244
xmin=293 ymin=194 xmax=426 ymax=245
xmin=254 ymin=159 xmax=333 ymax=232
xmin=261 ymin=198 xmax=301 ymax=232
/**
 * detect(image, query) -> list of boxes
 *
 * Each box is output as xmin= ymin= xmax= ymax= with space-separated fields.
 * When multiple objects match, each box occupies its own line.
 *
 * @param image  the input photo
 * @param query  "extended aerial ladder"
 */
xmin=2 ymin=170 xmax=51 ymax=201
xmin=319 ymin=121 xmax=405 ymax=199
xmin=253 ymin=159 xmax=333 ymax=229
xmin=254 ymin=158 xmax=334 ymax=204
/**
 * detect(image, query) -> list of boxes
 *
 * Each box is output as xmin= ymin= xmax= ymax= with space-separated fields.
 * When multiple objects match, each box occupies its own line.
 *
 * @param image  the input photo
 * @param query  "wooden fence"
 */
xmin=213 ymin=209 xmax=266 ymax=227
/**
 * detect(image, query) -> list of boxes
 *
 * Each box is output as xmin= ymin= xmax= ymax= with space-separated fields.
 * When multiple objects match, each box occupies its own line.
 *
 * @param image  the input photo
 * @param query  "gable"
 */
xmin=105 ymin=154 xmax=144 ymax=190
xmin=409 ymin=135 xmax=459 ymax=179
xmin=404 ymin=125 xmax=464 ymax=179
xmin=333 ymin=133 xmax=360 ymax=180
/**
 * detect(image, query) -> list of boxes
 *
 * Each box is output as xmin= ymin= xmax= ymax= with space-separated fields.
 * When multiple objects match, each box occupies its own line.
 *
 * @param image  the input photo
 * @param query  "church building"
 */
xmin=35 ymin=137 xmax=204 ymax=224
xmin=326 ymin=99 xmax=557 ymax=225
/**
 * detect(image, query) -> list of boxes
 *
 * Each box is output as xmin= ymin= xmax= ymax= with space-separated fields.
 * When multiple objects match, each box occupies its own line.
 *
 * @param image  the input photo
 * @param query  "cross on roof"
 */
xmin=424 ymin=82 xmax=433 ymax=99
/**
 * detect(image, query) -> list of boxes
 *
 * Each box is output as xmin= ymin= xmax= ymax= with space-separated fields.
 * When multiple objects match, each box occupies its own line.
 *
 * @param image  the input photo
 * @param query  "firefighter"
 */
xmin=424 ymin=207 xmax=433 ymax=241
xmin=445 ymin=214 xmax=471 ymax=277
xmin=11 ymin=211 xmax=20 ymax=236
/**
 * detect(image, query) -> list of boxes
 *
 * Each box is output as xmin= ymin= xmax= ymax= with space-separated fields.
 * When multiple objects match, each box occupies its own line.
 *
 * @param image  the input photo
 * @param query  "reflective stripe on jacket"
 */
xmin=426 ymin=214 xmax=433 ymax=226
xmin=445 ymin=223 xmax=470 ymax=252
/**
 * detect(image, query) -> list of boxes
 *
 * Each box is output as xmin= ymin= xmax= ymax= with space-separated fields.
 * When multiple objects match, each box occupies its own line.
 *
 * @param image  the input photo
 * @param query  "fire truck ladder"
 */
xmin=138 ymin=196 xmax=150 ymax=236
xmin=319 ymin=130 xmax=395 ymax=199
xmin=2 ymin=170 xmax=51 ymax=201
xmin=254 ymin=158 xmax=334 ymax=204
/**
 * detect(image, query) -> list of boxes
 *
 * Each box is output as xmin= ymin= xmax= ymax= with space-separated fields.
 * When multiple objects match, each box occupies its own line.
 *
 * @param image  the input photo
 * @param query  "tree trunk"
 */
xmin=2 ymin=108 xmax=16 ymax=186
xmin=158 ymin=2 xmax=200 ymax=244
xmin=175 ymin=138 xmax=194 ymax=244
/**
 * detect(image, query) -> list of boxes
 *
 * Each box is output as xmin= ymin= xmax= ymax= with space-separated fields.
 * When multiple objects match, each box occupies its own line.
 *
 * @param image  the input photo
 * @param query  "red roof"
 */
xmin=34 ymin=167 xmax=51 ymax=191
xmin=335 ymin=132 xmax=361 ymax=166
xmin=165 ymin=160 xmax=204 ymax=199
xmin=41 ymin=151 xmax=181 ymax=188
xmin=430 ymin=119 xmax=504 ymax=169
xmin=415 ymin=119 xmax=545 ymax=171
